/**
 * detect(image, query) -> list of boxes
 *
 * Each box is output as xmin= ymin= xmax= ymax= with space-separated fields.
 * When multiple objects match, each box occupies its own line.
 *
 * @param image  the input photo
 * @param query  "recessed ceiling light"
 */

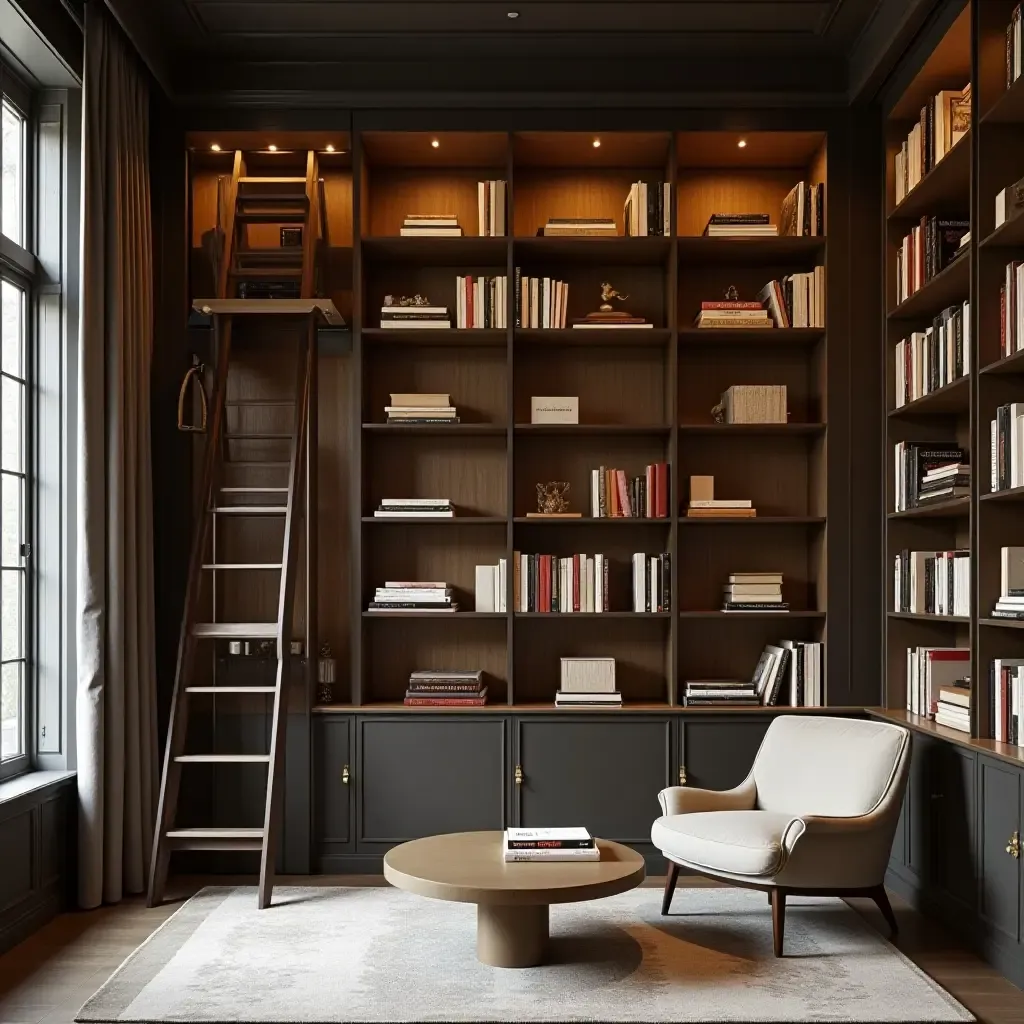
xmin=507 ymin=10 xmax=519 ymax=17
xmin=267 ymin=144 xmax=278 ymax=152
xmin=325 ymin=144 xmax=335 ymax=153
xmin=592 ymin=138 xmax=601 ymax=148
xmin=431 ymin=138 xmax=440 ymax=148
xmin=737 ymin=139 xmax=747 ymax=149
xmin=210 ymin=143 xmax=221 ymax=152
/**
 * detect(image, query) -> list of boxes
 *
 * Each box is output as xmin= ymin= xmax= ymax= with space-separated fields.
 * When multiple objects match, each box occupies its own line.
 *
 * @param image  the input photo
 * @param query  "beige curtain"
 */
xmin=76 ymin=1 xmax=158 ymax=909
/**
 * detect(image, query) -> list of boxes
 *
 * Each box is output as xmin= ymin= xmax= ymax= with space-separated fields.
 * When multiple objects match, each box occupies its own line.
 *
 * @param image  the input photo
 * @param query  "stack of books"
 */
xmin=405 ymin=670 xmax=486 ymax=707
xmin=455 ymin=275 xmax=507 ymax=328
xmin=895 ymin=217 xmax=969 ymax=306
xmin=515 ymin=553 xmax=609 ymax=613
xmin=780 ymin=182 xmax=826 ymax=237
xmin=380 ymin=303 xmax=450 ymax=330
xmin=623 ymin=182 xmax=671 ymax=236
xmin=723 ymin=573 xmax=788 ymax=613
xmin=474 ymin=559 xmax=508 ymax=613
xmin=894 ymin=301 xmax=970 ymax=408
xmin=540 ymin=218 xmax=616 ymax=237
xmin=502 ymin=828 xmax=598 ymax=862
xmin=893 ymin=549 xmax=970 ymax=616
xmin=758 ymin=270 xmax=825 ymax=328
xmin=992 ymin=547 xmax=1024 ymax=620
xmin=556 ymin=657 xmax=620 ymax=708
xmin=373 ymin=498 xmax=454 ymax=519
xmin=399 ymin=214 xmax=462 ymax=237
xmin=367 ymin=581 xmax=458 ymax=613
xmin=994 ymin=658 xmax=1024 ymax=745
xmin=694 ymin=300 xmax=772 ymax=329
xmin=686 ymin=499 xmax=754 ymax=519
xmin=992 ymin=403 xmax=1024 ymax=490
xmin=631 ymin=552 xmax=671 ymax=613
xmin=514 ymin=272 xmax=568 ymax=328
xmin=905 ymin=646 xmax=969 ymax=718
xmin=719 ymin=384 xmax=787 ymax=424
xmin=477 ymin=181 xmax=507 ymax=236
xmin=918 ymin=462 xmax=970 ymax=503
xmin=702 ymin=214 xmax=778 ymax=237
xmin=683 ymin=679 xmax=760 ymax=707
xmin=935 ymin=684 xmax=971 ymax=733
xmin=588 ymin=464 xmax=669 ymax=518
xmin=386 ymin=393 xmax=459 ymax=425
xmin=894 ymin=85 xmax=971 ymax=204
xmin=893 ymin=442 xmax=967 ymax=510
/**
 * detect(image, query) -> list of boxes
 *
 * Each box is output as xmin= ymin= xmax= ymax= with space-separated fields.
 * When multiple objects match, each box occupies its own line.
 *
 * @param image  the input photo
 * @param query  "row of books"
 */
xmin=373 ymin=498 xmax=454 ymax=518
xmin=895 ymin=217 xmax=969 ymax=306
xmin=993 ymin=546 xmax=1024 ymax=620
xmin=587 ymin=464 xmax=670 ymax=518
xmin=380 ymin=302 xmax=450 ymax=330
xmin=893 ymin=302 xmax=970 ymax=408
xmin=992 ymin=403 xmax=1024 ymax=492
xmin=502 ymin=828 xmax=597 ymax=863
xmin=475 ymin=559 xmax=509 ymax=613
xmin=686 ymin=499 xmax=755 ymax=518
xmin=1001 ymin=261 xmax=1024 ymax=357
xmin=893 ymin=442 xmax=967 ymax=510
xmin=779 ymin=182 xmax=826 ymax=238
xmin=994 ymin=659 xmax=1024 ymax=745
xmin=1010 ymin=6 xmax=1023 ymax=89
xmin=367 ymin=581 xmax=457 ymax=613
xmin=631 ymin=553 xmax=672 ymax=614
xmin=404 ymin=670 xmax=486 ymax=707
xmin=538 ymin=218 xmax=614 ymax=237
xmin=893 ymin=550 xmax=971 ymax=617
xmin=385 ymin=392 xmax=459 ymax=425
xmin=513 ymin=553 xmax=616 ymax=614
xmin=692 ymin=300 xmax=771 ymax=329
xmin=514 ymin=272 xmax=568 ymax=329
xmin=623 ymin=182 xmax=672 ymax=237
xmin=683 ymin=640 xmax=824 ymax=707
xmin=478 ymin=181 xmax=507 ymax=237
xmin=718 ymin=384 xmax=787 ymax=425
xmin=722 ymin=572 xmax=787 ymax=613
xmin=455 ymin=276 xmax=508 ymax=329
xmin=905 ymin=646 xmax=969 ymax=719
xmin=759 ymin=270 xmax=826 ymax=329
xmin=893 ymin=86 xmax=971 ymax=204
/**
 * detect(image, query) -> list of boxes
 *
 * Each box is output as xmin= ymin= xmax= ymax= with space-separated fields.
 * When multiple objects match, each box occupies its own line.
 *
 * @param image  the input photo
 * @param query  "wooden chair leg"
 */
xmin=871 ymin=885 xmax=898 ymax=939
xmin=661 ymin=861 xmax=680 ymax=915
xmin=770 ymin=888 xmax=786 ymax=957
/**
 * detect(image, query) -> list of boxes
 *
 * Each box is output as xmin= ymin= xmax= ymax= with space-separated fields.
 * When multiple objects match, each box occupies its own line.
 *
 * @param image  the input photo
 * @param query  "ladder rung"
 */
xmin=235 ymin=211 xmax=308 ymax=223
xmin=220 ymin=487 xmax=290 ymax=493
xmin=165 ymin=828 xmax=265 ymax=852
xmin=238 ymin=177 xmax=306 ymax=185
xmin=225 ymin=433 xmax=293 ymax=440
xmin=230 ymin=268 xmax=303 ymax=278
xmin=186 ymin=686 xmax=278 ymax=694
xmin=210 ymin=506 xmax=288 ymax=515
xmin=193 ymin=622 xmax=278 ymax=638
xmin=202 ymin=563 xmax=283 ymax=570
xmin=175 ymin=754 xmax=270 ymax=763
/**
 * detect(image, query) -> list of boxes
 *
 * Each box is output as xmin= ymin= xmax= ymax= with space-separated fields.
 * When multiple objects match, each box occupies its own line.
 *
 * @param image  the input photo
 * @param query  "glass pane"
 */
xmin=1 ymin=101 xmax=24 ymax=246
xmin=1 ymin=377 xmax=22 ymax=473
xmin=2 ymin=569 xmax=21 ymax=662
xmin=0 ymin=661 xmax=20 ymax=760
xmin=1 ymin=281 xmax=23 ymax=378
xmin=1 ymin=474 xmax=20 ymax=566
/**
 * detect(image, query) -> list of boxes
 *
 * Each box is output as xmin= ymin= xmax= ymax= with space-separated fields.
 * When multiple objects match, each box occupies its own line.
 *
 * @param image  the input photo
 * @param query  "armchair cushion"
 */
xmin=651 ymin=810 xmax=796 ymax=878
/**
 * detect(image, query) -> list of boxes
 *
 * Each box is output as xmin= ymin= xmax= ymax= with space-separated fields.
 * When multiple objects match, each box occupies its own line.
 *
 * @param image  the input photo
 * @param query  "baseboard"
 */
xmin=0 ymin=884 xmax=62 ymax=956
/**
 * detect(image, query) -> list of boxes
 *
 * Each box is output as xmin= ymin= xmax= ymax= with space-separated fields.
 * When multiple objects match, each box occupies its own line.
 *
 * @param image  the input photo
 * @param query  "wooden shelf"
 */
xmin=362 ymin=328 xmax=506 ymax=347
xmin=888 ymin=135 xmax=970 ymax=221
xmin=887 ymin=253 xmax=970 ymax=322
xmin=676 ymin=236 xmax=824 ymax=264
xmin=516 ymin=328 xmax=670 ymax=346
xmin=981 ymin=347 xmax=1024 ymax=375
xmin=887 ymin=497 xmax=970 ymax=519
xmin=361 ymin=235 xmax=507 ymax=264
xmin=983 ymin=75 xmax=1024 ymax=123
xmin=981 ymin=212 xmax=1024 ymax=250
xmin=678 ymin=328 xmax=824 ymax=347
xmin=679 ymin=610 xmax=826 ymax=619
xmin=312 ymin=703 xmax=865 ymax=715
xmin=514 ymin=612 xmax=672 ymax=619
xmin=362 ymin=611 xmax=507 ymax=620
xmin=513 ymin=423 xmax=671 ymax=436
xmin=361 ymin=516 xmax=507 ymax=525
xmin=512 ymin=516 xmax=670 ymax=526
xmin=514 ymin=236 xmax=670 ymax=265
xmin=981 ymin=485 xmax=1024 ymax=503
xmin=678 ymin=423 xmax=825 ymax=436
xmin=362 ymin=423 xmax=506 ymax=436
xmin=679 ymin=516 xmax=826 ymax=526
xmin=888 ymin=375 xmax=970 ymax=416
xmin=887 ymin=611 xmax=969 ymax=624
xmin=979 ymin=616 xmax=1024 ymax=629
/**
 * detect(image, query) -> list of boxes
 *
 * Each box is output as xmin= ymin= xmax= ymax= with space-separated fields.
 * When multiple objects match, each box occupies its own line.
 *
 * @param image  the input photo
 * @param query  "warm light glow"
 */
xmin=737 ymin=139 xmax=748 ymax=149
xmin=592 ymin=138 xmax=601 ymax=148
xmin=267 ymin=144 xmax=278 ymax=152
xmin=325 ymin=144 xmax=335 ymax=153
xmin=210 ymin=143 xmax=221 ymax=152
xmin=431 ymin=138 xmax=440 ymax=148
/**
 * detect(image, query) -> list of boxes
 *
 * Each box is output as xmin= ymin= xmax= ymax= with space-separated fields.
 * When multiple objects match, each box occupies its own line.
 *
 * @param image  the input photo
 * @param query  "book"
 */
xmin=723 ymin=602 xmax=790 ymax=612
xmin=505 ymin=827 xmax=594 ymax=849
xmin=689 ymin=499 xmax=752 ymax=509
xmin=389 ymin=393 xmax=451 ymax=407
xmin=502 ymin=846 xmax=601 ymax=862
xmin=403 ymin=693 xmax=488 ymax=706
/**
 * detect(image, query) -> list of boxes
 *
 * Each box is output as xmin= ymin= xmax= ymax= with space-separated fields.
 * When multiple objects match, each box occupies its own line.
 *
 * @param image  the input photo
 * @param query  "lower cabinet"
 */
xmin=678 ymin=718 xmax=770 ymax=791
xmin=978 ymin=756 xmax=1021 ymax=948
xmin=314 ymin=716 xmax=352 ymax=859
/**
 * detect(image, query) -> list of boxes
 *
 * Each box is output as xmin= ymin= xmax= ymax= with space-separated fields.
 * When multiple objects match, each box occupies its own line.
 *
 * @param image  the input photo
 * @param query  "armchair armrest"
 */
xmin=657 ymin=775 xmax=756 ymax=816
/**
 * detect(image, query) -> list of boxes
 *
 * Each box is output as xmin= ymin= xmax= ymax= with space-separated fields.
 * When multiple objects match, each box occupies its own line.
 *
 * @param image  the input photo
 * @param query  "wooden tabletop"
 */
xmin=383 ymin=831 xmax=646 ymax=906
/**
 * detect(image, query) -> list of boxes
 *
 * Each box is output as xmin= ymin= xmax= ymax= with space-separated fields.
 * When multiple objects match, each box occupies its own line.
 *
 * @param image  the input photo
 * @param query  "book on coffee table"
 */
xmin=502 ymin=827 xmax=599 ymax=862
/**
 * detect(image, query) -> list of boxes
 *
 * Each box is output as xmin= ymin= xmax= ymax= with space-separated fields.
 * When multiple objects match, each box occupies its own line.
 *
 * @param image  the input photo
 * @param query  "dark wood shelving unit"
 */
xmin=888 ymin=133 xmax=971 ymax=221
xmin=886 ymin=253 xmax=971 ymax=321
xmin=886 ymin=496 xmax=971 ymax=519
xmin=677 ymin=327 xmax=824 ymax=347
xmin=887 ymin=374 xmax=970 ymax=415
xmin=981 ymin=347 xmax=1024 ymax=374
xmin=980 ymin=484 xmax=1024 ymax=502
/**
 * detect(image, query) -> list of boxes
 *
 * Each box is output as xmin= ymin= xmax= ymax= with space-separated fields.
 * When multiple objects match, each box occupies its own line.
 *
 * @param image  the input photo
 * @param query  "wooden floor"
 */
xmin=0 ymin=878 xmax=1021 ymax=1024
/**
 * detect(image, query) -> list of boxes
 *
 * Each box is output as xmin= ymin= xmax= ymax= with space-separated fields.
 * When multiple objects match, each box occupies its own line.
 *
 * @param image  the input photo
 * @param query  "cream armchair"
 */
xmin=651 ymin=715 xmax=911 ymax=956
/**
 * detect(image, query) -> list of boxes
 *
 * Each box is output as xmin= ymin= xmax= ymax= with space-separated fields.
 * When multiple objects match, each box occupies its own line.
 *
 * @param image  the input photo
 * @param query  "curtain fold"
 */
xmin=77 ymin=1 xmax=158 ymax=909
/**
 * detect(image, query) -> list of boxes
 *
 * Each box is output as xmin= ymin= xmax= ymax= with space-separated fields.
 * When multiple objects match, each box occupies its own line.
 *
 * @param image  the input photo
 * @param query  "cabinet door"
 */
xmin=979 ymin=756 xmax=1021 ymax=946
xmin=515 ymin=718 xmax=672 ymax=843
xmin=357 ymin=717 xmax=507 ymax=850
xmin=678 ymin=718 xmax=770 ymax=791
xmin=931 ymin=743 xmax=977 ymax=912
xmin=906 ymin=732 xmax=933 ymax=883
xmin=890 ymin=784 xmax=908 ymax=869
xmin=314 ymin=716 xmax=352 ymax=851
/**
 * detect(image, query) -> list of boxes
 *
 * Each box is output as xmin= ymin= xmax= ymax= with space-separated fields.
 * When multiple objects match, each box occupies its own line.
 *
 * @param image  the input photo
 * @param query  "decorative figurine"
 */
xmin=724 ymin=284 xmax=740 ymax=302
xmin=383 ymin=294 xmax=432 ymax=308
xmin=317 ymin=642 xmax=337 ymax=705
xmin=598 ymin=282 xmax=630 ymax=311
xmin=573 ymin=282 xmax=647 ymax=327
xmin=536 ymin=481 xmax=571 ymax=514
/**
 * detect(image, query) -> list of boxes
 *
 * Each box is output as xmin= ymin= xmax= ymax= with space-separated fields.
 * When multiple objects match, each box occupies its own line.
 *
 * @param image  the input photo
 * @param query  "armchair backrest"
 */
xmin=752 ymin=716 xmax=910 ymax=818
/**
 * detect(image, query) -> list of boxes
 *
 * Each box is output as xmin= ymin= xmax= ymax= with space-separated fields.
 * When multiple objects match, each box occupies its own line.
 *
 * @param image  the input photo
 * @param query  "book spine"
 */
xmin=403 ymin=697 xmax=488 ymax=706
xmin=505 ymin=840 xmax=595 ymax=849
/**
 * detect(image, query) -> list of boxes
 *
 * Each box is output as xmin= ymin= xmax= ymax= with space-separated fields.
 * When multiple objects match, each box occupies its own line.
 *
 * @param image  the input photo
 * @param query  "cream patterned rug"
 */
xmin=77 ymin=886 xmax=973 ymax=1023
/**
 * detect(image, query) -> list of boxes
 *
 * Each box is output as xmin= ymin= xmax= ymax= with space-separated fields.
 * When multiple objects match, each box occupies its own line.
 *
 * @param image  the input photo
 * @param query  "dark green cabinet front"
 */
xmin=515 ymin=717 xmax=672 ymax=843
xmin=314 ymin=716 xmax=353 ymax=852
xmin=678 ymin=718 xmax=770 ymax=791
xmin=357 ymin=717 xmax=507 ymax=850
xmin=930 ymin=742 xmax=977 ymax=912
xmin=979 ymin=756 xmax=1021 ymax=947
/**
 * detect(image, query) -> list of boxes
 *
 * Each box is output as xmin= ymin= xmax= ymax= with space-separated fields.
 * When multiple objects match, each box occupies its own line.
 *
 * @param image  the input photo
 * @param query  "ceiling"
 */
xmin=104 ymin=0 xmax=942 ymax=107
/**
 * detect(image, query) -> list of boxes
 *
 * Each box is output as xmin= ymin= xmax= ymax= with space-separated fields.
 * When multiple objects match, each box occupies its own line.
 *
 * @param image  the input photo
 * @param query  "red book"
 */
xmin=540 ymin=554 xmax=550 ymax=612
xmin=616 ymin=470 xmax=631 ymax=517
xmin=655 ymin=463 xmax=668 ymax=518
xmin=700 ymin=300 xmax=763 ymax=310
xmin=573 ymin=555 xmax=580 ymax=612
xmin=466 ymin=275 xmax=474 ymax=329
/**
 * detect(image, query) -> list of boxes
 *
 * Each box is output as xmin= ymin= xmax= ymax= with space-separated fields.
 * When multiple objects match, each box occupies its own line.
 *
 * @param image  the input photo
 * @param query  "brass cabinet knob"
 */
xmin=678 ymin=766 xmax=687 ymax=786
xmin=514 ymin=764 xmax=523 ymax=786
xmin=1008 ymin=831 xmax=1020 ymax=859
xmin=342 ymin=764 xmax=350 ymax=785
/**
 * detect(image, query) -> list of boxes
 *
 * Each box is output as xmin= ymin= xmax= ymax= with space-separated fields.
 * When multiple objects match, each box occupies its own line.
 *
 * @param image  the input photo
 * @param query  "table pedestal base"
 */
xmin=476 ymin=903 xmax=549 ymax=967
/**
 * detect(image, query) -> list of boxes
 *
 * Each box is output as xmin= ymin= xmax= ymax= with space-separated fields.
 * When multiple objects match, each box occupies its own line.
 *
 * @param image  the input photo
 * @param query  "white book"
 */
xmin=649 ymin=555 xmax=657 ymax=613
xmin=586 ymin=556 xmax=596 ymax=613
xmin=595 ymin=554 xmax=605 ymax=613
xmin=374 ymin=510 xmax=454 ymax=518
xmin=503 ymin=847 xmax=600 ymax=862
xmin=506 ymin=826 xmax=592 ymax=843
xmin=475 ymin=564 xmax=496 ymax=613
xmin=380 ymin=498 xmax=451 ymax=507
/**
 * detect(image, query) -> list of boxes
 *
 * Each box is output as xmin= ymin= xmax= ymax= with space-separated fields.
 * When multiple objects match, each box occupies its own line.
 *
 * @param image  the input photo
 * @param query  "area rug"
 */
xmin=77 ymin=886 xmax=973 ymax=1024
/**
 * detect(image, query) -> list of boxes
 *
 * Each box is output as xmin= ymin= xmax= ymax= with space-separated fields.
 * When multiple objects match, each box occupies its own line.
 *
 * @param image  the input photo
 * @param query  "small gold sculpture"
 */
xmin=536 ymin=482 xmax=571 ymax=514
xmin=574 ymin=282 xmax=646 ymax=326
xmin=724 ymin=284 xmax=740 ymax=302
xmin=711 ymin=399 xmax=726 ymax=424
xmin=599 ymin=282 xmax=630 ymax=311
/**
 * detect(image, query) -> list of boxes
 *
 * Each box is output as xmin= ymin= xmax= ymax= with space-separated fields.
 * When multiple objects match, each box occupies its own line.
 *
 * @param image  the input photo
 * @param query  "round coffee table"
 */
xmin=383 ymin=830 xmax=645 ymax=968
